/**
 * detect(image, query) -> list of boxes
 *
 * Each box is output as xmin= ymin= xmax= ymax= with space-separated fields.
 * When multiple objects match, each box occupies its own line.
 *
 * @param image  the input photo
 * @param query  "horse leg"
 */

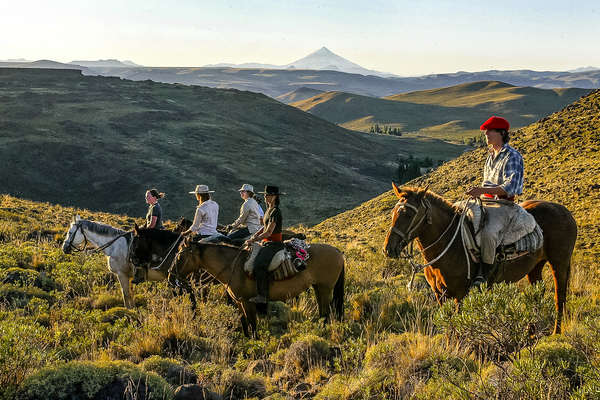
xmin=242 ymin=300 xmax=259 ymax=338
xmin=424 ymin=267 xmax=446 ymax=306
xmin=527 ymin=260 xmax=546 ymax=285
xmin=115 ymin=271 xmax=134 ymax=309
xmin=548 ymin=260 xmax=571 ymax=335
xmin=314 ymin=284 xmax=334 ymax=323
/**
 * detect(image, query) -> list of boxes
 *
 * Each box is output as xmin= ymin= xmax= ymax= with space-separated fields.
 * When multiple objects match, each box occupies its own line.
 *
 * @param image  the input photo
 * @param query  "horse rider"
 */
xmin=181 ymin=185 xmax=220 ymax=240
xmin=244 ymin=185 xmax=285 ymax=305
xmin=144 ymin=188 xmax=165 ymax=229
xmin=223 ymin=184 xmax=264 ymax=243
xmin=466 ymin=116 xmax=524 ymax=287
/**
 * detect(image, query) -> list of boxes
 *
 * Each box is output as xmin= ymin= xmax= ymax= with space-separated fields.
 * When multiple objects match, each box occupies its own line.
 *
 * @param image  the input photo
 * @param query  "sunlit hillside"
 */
xmin=1 ymin=90 xmax=599 ymax=399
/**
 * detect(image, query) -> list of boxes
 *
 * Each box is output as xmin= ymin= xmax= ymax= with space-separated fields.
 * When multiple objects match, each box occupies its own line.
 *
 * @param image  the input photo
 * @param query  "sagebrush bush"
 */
xmin=19 ymin=360 xmax=173 ymax=400
xmin=0 ymin=283 xmax=54 ymax=308
xmin=0 ymin=318 xmax=55 ymax=399
xmin=141 ymin=355 xmax=197 ymax=386
xmin=435 ymin=282 xmax=555 ymax=361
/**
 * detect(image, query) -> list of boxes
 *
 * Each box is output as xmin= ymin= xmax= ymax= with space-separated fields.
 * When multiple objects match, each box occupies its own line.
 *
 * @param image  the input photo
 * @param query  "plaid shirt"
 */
xmin=482 ymin=144 xmax=524 ymax=197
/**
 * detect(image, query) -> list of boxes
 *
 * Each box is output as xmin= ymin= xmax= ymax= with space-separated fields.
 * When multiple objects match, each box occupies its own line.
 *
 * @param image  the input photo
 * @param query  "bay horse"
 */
xmin=383 ymin=184 xmax=577 ymax=334
xmin=170 ymin=238 xmax=345 ymax=337
xmin=62 ymin=215 xmax=142 ymax=308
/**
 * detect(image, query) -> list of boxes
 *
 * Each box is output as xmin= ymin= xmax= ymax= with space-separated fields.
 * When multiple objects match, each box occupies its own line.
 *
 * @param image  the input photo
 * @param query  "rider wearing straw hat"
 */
xmin=245 ymin=185 xmax=285 ymax=305
xmin=182 ymin=185 xmax=219 ymax=240
xmin=225 ymin=184 xmax=264 ymax=242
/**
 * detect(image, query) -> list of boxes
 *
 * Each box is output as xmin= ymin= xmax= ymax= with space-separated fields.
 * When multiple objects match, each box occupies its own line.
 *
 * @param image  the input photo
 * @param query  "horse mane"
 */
xmin=81 ymin=220 xmax=127 ymax=237
xmin=138 ymin=227 xmax=180 ymax=241
xmin=402 ymin=186 xmax=460 ymax=214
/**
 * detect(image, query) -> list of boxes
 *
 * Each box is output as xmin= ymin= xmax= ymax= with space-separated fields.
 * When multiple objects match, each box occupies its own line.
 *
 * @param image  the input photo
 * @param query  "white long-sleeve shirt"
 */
xmin=231 ymin=197 xmax=263 ymax=234
xmin=190 ymin=200 xmax=219 ymax=235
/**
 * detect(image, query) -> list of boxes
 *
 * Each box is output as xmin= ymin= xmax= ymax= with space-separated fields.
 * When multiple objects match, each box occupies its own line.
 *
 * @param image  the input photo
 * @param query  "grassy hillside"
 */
xmin=0 ymin=68 xmax=466 ymax=225
xmin=0 ymin=91 xmax=598 ymax=399
xmin=291 ymin=81 xmax=592 ymax=141
xmin=276 ymin=87 xmax=325 ymax=104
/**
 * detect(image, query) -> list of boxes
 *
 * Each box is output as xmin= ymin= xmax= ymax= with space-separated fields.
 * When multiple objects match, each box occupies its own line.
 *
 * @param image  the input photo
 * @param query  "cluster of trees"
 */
xmin=463 ymin=134 xmax=487 ymax=147
xmin=368 ymin=124 xmax=402 ymax=136
xmin=397 ymin=155 xmax=443 ymax=183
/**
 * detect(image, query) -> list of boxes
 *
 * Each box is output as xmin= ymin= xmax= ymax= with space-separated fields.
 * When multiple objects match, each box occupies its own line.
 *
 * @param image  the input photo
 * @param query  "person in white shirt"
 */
xmin=225 ymin=184 xmax=263 ymax=242
xmin=182 ymin=185 xmax=219 ymax=239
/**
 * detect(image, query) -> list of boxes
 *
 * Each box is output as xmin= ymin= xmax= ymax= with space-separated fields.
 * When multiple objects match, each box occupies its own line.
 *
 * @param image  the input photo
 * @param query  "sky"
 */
xmin=1 ymin=0 xmax=599 ymax=76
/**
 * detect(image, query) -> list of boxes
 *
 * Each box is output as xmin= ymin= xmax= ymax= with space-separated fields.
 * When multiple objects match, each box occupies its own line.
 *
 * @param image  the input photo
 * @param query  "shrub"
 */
xmin=435 ymin=282 xmax=555 ymax=361
xmin=219 ymin=369 xmax=266 ymax=400
xmin=0 ymin=283 xmax=54 ymax=308
xmin=283 ymin=335 xmax=338 ymax=377
xmin=141 ymin=355 xmax=197 ymax=386
xmin=0 ymin=319 xmax=55 ymax=399
xmin=19 ymin=360 xmax=173 ymax=400
xmin=100 ymin=307 xmax=139 ymax=324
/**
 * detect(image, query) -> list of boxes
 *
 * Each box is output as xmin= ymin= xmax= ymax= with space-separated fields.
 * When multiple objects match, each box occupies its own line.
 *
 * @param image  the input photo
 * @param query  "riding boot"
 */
xmin=249 ymin=265 xmax=269 ymax=305
xmin=472 ymin=262 xmax=494 ymax=289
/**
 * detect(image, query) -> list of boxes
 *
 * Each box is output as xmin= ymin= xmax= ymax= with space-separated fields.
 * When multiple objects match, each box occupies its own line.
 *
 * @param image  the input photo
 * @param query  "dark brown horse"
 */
xmin=383 ymin=184 xmax=577 ymax=334
xmin=170 ymin=238 xmax=345 ymax=337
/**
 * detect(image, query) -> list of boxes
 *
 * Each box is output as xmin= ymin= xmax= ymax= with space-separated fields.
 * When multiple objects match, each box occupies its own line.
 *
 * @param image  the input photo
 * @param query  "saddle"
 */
xmin=454 ymin=199 xmax=544 ymax=263
xmin=243 ymin=239 xmax=310 ymax=281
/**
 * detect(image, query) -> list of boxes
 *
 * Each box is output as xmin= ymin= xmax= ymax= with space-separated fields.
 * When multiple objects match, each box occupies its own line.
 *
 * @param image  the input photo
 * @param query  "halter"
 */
xmin=388 ymin=196 xmax=474 ymax=289
xmin=65 ymin=222 xmax=90 ymax=252
xmin=388 ymin=198 xmax=432 ymax=249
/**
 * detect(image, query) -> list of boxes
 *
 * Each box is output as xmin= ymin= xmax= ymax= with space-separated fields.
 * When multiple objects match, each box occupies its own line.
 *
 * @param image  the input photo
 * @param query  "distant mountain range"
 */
xmin=69 ymin=59 xmax=142 ymax=68
xmin=290 ymin=81 xmax=592 ymax=138
xmin=1 ymin=51 xmax=599 ymax=99
xmin=204 ymin=47 xmax=396 ymax=77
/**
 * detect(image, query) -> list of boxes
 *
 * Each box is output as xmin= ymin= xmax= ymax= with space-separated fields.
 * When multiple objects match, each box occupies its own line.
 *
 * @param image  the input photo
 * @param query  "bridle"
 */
xmin=388 ymin=198 xmax=432 ymax=251
xmin=388 ymin=196 xmax=473 ymax=289
xmin=64 ymin=222 xmax=90 ymax=252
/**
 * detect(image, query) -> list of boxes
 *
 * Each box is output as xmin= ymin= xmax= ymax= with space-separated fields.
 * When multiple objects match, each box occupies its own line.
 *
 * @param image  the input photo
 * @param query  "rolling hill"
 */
xmin=276 ymin=87 xmax=325 ymax=104
xmin=290 ymin=81 xmax=592 ymax=140
xmin=0 ymin=68 xmax=466 ymax=225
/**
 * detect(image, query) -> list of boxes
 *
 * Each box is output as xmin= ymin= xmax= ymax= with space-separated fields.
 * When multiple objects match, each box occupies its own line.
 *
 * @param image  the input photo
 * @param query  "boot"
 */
xmin=472 ymin=262 xmax=494 ymax=289
xmin=249 ymin=266 xmax=269 ymax=305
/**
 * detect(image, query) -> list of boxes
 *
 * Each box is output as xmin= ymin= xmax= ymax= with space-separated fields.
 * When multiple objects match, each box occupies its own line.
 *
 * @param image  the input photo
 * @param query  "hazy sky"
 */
xmin=2 ymin=0 xmax=599 ymax=75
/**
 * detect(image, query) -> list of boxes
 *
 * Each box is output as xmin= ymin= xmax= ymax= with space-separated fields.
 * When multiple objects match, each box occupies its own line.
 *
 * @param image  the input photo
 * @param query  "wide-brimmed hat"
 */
xmin=258 ymin=185 xmax=286 ymax=195
xmin=238 ymin=184 xmax=254 ymax=193
xmin=189 ymin=184 xmax=215 ymax=194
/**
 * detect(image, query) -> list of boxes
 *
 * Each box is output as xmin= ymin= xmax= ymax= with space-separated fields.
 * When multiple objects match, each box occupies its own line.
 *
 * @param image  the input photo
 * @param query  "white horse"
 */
xmin=61 ymin=215 xmax=139 ymax=308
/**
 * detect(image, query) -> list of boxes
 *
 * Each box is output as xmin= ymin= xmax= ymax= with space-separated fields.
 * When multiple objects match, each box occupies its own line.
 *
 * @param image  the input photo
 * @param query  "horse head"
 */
xmin=61 ymin=215 xmax=86 ymax=254
xmin=129 ymin=223 xmax=151 ymax=266
xmin=383 ymin=183 xmax=431 ymax=258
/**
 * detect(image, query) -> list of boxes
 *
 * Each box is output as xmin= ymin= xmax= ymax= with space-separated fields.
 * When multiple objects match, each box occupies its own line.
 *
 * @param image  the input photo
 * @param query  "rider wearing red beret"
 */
xmin=466 ymin=116 xmax=524 ymax=288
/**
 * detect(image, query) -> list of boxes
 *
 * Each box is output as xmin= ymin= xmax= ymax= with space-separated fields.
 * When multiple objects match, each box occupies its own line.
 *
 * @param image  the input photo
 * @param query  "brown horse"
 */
xmin=383 ymin=184 xmax=577 ymax=334
xmin=170 ymin=238 xmax=345 ymax=337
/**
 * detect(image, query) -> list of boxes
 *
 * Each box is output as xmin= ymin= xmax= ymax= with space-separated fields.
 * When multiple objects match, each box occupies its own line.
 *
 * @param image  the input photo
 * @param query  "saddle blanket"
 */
xmin=244 ymin=239 xmax=310 ymax=281
xmin=454 ymin=199 xmax=543 ymax=261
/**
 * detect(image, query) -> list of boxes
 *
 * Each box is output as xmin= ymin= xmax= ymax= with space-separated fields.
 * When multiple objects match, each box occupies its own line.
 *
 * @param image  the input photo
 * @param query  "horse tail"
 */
xmin=332 ymin=265 xmax=345 ymax=321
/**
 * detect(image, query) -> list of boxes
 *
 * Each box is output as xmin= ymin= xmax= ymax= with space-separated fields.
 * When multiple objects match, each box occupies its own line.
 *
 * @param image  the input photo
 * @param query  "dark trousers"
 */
xmin=253 ymin=241 xmax=284 ymax=299
xmin=227 ymin=227 xmax=250 ymax=241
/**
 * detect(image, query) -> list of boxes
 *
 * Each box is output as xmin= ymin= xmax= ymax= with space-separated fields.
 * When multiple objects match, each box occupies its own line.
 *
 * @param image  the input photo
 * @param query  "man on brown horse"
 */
xmin=466 ymin=116 xmax=524 ymax=288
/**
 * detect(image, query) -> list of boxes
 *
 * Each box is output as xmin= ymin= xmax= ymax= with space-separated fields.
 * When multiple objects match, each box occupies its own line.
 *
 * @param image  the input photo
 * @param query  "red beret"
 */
xmin=480 ymin=116 xmax=510 ymax=131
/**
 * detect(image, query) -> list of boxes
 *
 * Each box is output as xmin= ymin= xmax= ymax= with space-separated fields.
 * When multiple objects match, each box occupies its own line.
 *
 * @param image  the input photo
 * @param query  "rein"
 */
xmin=66 ymin=223 xmax=131 ymax=254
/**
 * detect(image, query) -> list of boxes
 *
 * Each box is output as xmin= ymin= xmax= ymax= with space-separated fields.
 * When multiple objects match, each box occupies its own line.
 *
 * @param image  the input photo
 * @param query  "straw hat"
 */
xmin=188 ymin=184 xmax=215 ymax=194
xmin=238 ymin=184 xmax=254 ymax=193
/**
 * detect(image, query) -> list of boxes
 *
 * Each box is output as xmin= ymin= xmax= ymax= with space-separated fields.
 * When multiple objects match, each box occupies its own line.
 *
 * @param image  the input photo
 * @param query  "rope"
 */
xmin=405 ymin=197 xmax=473 ymax=289
xmin=90 ymin=231 xmax=132 ymax=253
xmin=152 ymin=233 xmax=183 ymax=272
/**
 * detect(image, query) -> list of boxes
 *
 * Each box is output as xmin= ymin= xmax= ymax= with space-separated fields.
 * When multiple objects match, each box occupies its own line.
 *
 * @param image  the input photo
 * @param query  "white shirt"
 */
xmin=190 ymin=200 xmax=219 ymax=235
xmin=231 ymin=197 xmax=263 ymax=234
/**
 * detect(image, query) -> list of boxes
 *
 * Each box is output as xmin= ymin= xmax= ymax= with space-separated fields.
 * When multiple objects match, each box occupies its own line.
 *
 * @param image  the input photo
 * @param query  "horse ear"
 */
xmin=417 ymin=184 xmax=431 ymax=201
xmin=392 ymin=182 xmax=404 ymax=199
